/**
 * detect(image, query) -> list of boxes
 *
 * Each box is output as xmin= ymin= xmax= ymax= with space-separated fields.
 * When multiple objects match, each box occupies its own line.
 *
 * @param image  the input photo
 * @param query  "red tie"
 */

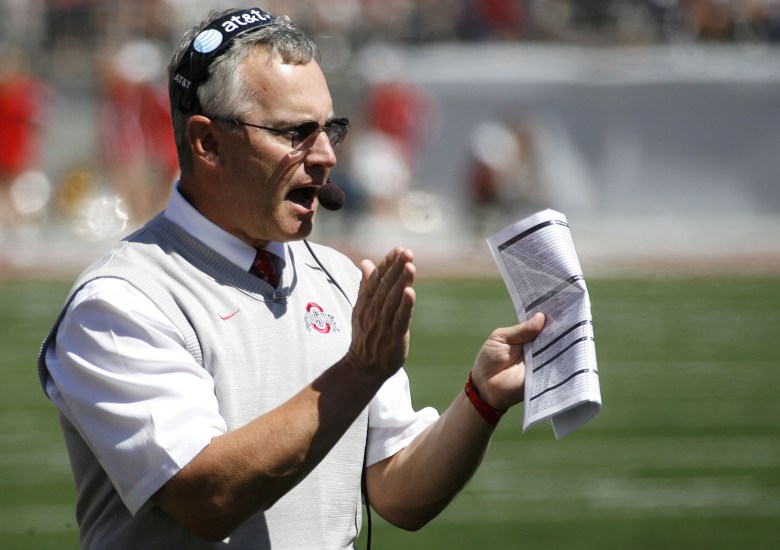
xmin=251 ymin=249 xmax=279 ymax=288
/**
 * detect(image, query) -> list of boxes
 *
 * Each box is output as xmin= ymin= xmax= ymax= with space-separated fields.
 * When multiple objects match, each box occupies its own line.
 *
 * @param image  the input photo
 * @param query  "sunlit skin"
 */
xmin=180 ymin=48 xmax=337 ymax=249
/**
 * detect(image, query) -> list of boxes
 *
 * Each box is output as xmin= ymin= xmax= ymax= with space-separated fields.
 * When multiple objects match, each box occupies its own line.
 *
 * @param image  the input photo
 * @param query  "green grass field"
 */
xmin=2 ymin=276 xmax=779 ymax=549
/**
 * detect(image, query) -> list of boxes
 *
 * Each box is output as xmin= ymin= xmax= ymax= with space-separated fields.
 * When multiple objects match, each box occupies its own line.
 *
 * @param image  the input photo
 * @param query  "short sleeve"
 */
xmin=365 ymin=368 xmax=439 ymax=466
xmin=45 ymin=278 xmax=227 ymax=514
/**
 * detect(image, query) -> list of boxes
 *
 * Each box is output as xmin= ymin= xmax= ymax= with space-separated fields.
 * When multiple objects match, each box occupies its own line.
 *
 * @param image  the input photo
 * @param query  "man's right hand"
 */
xmin=344 ymin=247 xmax=416 ymax=381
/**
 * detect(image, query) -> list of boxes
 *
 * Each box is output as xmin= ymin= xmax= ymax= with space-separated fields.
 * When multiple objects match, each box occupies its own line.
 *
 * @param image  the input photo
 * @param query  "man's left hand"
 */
xmin=470 ymin=312 xmax=546 ymax=410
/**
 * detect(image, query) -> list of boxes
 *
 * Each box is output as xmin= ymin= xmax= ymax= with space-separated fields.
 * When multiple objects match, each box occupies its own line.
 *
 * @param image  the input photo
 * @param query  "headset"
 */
xmin=303 ymin=240 xmax=352 ymax=307
xmin=171 ymin=8 xmax=277 ymax=114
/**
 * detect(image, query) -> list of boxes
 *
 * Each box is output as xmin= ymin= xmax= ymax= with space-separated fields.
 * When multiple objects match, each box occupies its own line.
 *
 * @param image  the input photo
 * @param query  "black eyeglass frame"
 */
xmin=216 ymin=117 xmax=350 ymax=148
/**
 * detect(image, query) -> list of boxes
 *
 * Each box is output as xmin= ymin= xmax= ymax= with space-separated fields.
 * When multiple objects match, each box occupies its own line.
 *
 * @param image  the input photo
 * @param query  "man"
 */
xmin=38 ymin=7 xmax=545 ymax=549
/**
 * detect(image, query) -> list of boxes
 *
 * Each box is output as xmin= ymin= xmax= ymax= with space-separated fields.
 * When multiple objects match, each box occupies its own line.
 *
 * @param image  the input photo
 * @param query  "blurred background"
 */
xmin=0 ymin=0 xmax=778 ymax=277
xmin=1 ymin=1 xmax=779 ymax=549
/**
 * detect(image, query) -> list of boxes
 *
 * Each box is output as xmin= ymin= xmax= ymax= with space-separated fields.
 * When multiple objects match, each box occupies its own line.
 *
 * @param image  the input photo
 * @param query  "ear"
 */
xmin=187 ymin=115 xmax=222 ymax=169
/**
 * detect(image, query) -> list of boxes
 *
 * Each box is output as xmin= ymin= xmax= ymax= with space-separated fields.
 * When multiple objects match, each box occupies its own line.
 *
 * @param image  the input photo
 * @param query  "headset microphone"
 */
xmin=317 ymin=181 xmax=346 ymax=211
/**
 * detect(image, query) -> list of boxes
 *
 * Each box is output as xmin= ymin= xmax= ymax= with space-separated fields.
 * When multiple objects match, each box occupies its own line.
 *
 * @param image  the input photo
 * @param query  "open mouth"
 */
xmin=286 ymin=187 xmax=317 ymax=208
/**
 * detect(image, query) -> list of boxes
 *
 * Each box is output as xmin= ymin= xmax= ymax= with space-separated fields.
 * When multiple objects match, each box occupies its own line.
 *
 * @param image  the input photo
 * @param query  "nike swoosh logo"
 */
xmin=219 ymin=309 xmax=241 ymax=321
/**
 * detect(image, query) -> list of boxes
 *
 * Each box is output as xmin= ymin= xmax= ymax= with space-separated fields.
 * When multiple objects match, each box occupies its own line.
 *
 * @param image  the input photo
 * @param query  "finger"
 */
xmin=359 ymin=247 xmax=403 ymax=298
xmin=496 ymin=312 xmax=546 ymax=345
xmin=359 ymin=259 xmax=377 ymax=289
xmin=380 ymin=259 xmax=416 ymax=331
xmin=380 ymin=248 xmax=412 ymax=286
xmin=369 ymin=248 xmax=413 ymax=304
xmin=392 ymin=285 xmax=416 ymax=335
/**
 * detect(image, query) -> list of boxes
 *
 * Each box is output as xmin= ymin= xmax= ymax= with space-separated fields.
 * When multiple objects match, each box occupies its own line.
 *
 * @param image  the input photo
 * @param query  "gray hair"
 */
xmin=167 ymin=9 xmax=320 ymax=174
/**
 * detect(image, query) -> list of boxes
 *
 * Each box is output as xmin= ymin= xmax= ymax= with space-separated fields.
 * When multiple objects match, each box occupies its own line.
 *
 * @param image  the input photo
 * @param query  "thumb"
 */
xmin=500 ymin=312 xmax=545 ymax=344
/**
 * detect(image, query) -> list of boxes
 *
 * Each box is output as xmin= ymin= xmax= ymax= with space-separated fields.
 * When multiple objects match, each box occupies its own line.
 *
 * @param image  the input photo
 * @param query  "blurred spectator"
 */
xmin=1 ymin=0 xmax=46 ymax=61
xmin=366 ymin=79 xmax=433 ymax=170
xmin=686 ymin=0 xmax=735 ymax=41
xmin=732 ymin=0 xmax=780 ymax=41
xmin=43 ymin=0 xmax=98 ymax=54
xmin=528 ymin=0 xmax=575 ymax=41
xmin=361 ymin=0 xmax=417 ymax=42
xmin=409 ymin=0 xmax=463 ymax=43
xmin=466 ymin=117 xmax=547 ymax=238
xmin=96 ymin=39 xmax=177 ymax=223
xmin=0 ymin=47 xmax=50 ymax=233
xmin=348 ymin=49 xmax=434 ymax=221
xmin=635 ymin=0 xmax=684 ymax=42
xmin=459 ymin=0 xmax=529 ymax=41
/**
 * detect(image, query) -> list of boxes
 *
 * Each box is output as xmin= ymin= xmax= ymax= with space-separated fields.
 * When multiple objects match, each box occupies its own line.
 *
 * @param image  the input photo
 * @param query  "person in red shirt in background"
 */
xmin=0 ymin=47 xmax=50 ymax=233
xmin=97 ymin=40 xmax=178 ymax=224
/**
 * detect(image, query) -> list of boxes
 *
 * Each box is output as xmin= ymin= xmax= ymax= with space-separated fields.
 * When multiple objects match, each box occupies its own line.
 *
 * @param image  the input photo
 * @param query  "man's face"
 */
xmin=215 ymin=49 xmax=338 ymax=247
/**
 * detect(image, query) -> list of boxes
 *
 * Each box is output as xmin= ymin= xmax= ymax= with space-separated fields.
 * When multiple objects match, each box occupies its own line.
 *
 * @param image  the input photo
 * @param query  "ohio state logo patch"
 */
xmin=304 ymin=302 xmax=339 ymax=334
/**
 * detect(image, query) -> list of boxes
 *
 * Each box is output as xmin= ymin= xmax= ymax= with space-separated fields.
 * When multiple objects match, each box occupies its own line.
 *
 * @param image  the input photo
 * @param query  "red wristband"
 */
xmin=464 ymin=373 xmax=507 ymax=427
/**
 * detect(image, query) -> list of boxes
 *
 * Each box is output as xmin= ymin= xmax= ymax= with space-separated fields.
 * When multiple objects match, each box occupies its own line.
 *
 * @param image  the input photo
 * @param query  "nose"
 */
xmin=303 ymin=130 xmax=338 ymax=168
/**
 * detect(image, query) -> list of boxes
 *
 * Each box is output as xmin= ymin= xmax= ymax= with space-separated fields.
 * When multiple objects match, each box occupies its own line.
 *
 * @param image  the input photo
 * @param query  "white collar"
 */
xmin=163 ymin=182 xmax=286 ymax=272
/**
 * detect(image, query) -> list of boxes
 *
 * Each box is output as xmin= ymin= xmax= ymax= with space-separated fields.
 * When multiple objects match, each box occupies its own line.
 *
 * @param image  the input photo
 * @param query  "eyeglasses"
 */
xmin=218 ymin=117 xmax=350 ymax=149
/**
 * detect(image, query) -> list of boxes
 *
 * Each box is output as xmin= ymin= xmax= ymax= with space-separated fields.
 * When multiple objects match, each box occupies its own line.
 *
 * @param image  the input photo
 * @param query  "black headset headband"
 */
xmin=172 ymin=7 xmax=277 ymax=114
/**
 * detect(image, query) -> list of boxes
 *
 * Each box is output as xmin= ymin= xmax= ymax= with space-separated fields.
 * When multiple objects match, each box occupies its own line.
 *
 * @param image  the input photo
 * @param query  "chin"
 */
xmin=281 ymin=220 xmax=314 ymax=243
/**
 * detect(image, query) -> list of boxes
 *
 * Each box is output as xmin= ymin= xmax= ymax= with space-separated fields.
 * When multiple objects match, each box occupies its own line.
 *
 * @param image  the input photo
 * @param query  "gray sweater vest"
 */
xmin=39 ymin=214 xmax=368 ymax=549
